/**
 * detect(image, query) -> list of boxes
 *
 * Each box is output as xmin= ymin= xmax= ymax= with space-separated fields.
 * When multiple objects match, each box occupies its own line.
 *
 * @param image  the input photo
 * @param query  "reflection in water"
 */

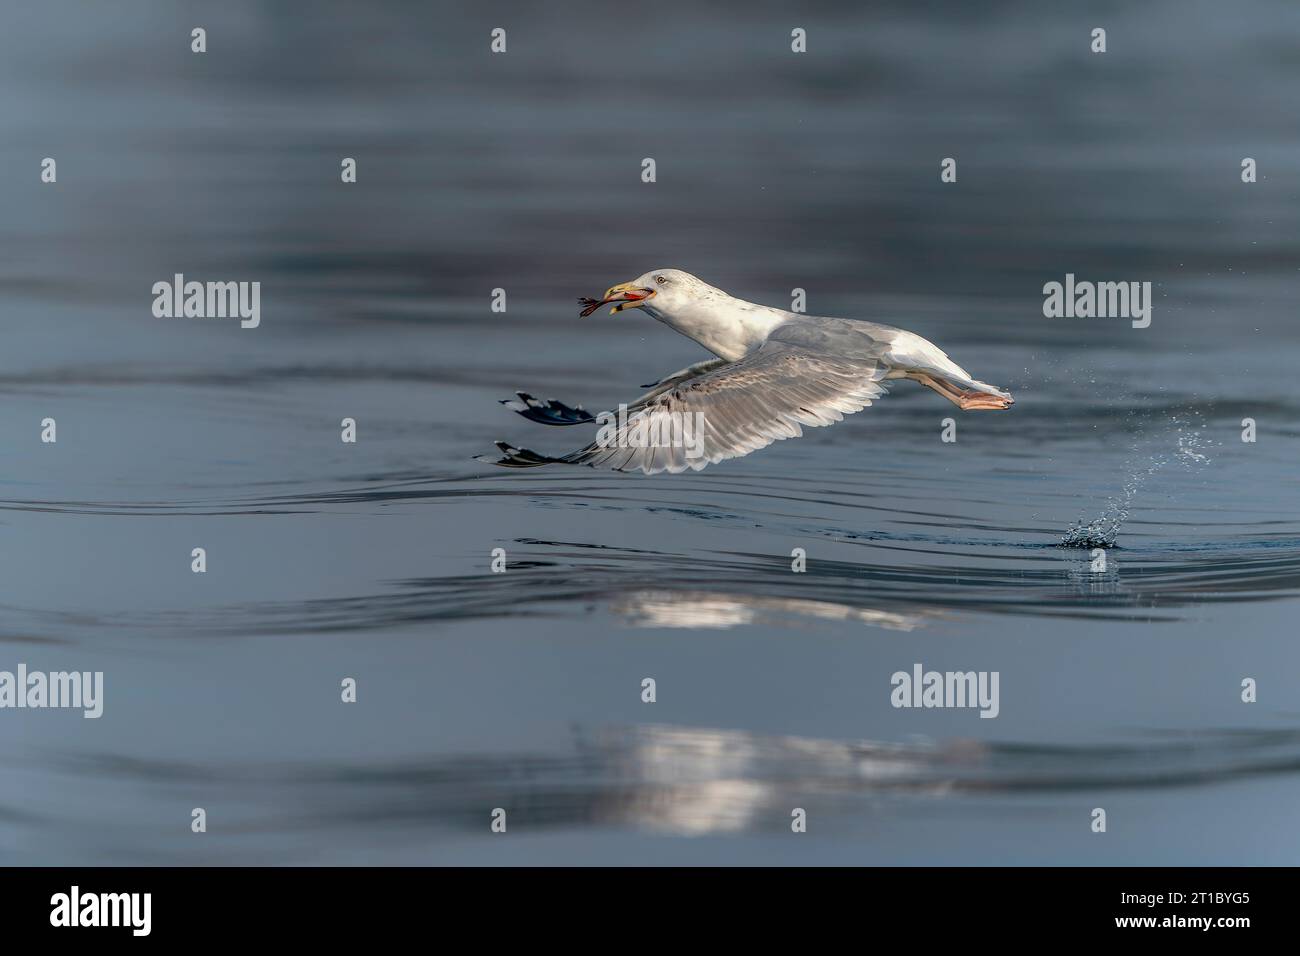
xmin=1066 ymin=561 xmax=1125 ymax=598
xmin=44 ymin=723 xmax=1300 ymax=846
xmin=612 ymin=590 xmax=938 ymax=631
xmin=1 ymin=525 xmax=1299 ymax=641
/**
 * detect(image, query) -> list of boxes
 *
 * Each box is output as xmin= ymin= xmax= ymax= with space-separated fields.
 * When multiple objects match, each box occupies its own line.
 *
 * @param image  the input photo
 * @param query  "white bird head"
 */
xmin=579 ymin=268 xmax=724 ymax=317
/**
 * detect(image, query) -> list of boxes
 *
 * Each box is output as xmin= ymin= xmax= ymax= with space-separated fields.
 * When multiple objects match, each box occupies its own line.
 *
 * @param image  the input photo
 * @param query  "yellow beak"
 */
xmin=603 ymin=281 xmax=654 ymax=314
xmin=578 ymin=280 xmax=656 ymax=317
xmin=605 ymin=282 xmax=650 ymax=316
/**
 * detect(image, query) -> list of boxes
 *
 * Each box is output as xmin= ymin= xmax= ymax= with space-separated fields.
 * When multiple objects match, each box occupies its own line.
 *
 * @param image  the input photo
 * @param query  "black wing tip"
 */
xmin=499 ymin=391 xmax=596 ymax=426
xmin=476 ymin=440 xmax=560 ymax=469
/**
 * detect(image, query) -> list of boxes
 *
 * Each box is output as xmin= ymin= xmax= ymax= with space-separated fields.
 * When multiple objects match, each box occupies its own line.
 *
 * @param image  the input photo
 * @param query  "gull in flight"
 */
xmin=484 ymin=269 xmax=1013 ymax=474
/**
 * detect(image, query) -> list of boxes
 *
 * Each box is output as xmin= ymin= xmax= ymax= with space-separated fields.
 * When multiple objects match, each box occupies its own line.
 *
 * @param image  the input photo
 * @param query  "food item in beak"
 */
xmin=577 ymin=289 xmax=649 ymax=317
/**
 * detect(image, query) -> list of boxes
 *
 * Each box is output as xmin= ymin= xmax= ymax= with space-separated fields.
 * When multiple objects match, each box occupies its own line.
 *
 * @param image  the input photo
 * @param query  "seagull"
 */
xmin=484 ymin=269 xmax=1013 ymax=474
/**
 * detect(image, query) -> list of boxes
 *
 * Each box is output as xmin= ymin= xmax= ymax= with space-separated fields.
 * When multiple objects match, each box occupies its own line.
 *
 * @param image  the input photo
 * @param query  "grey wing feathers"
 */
xmin=636 ymin=358 xmax=730 ymax=396
xmin=550 ymin=341 xmax=889 ymax=474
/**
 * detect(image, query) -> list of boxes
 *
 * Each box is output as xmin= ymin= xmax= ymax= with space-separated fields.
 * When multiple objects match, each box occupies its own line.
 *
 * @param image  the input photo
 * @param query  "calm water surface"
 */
xmin=2 ymin=0 xmax=1299 ymax=864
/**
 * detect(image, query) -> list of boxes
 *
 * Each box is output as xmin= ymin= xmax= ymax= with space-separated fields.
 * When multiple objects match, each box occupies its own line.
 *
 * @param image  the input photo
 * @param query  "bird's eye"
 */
xmin=655 ymin=275 xmax=667 ymax=284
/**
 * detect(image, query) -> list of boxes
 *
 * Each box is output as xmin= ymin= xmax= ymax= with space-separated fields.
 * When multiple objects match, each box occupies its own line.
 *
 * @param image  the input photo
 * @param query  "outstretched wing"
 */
xmin=488 ymin=342 xmax=890 ymax=475
xmin=501 ymin=358 xmax=729 ymax=428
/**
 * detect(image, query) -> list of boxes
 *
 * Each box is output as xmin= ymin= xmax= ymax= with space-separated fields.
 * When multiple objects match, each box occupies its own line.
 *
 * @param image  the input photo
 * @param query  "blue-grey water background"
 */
xmin=2 ymin=0 xmax=1299 ymax=864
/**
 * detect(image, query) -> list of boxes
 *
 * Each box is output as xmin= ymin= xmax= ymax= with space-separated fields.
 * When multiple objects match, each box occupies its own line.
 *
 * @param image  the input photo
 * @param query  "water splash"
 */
xmin=1062 ymin=412 xmax=1213 ymax=548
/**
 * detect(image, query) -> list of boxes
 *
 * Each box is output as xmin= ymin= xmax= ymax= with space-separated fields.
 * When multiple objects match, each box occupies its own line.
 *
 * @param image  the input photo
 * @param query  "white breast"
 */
xmin=646 ymin=296 xmax=790 ymax=362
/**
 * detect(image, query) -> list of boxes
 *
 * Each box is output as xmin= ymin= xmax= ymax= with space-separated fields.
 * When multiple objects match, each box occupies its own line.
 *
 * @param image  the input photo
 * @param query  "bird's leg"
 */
xmin=956 ymin=390 xmax=1014 ymax=410
xmin=908 ymin=373 xmax=1013 ymax=410
xmin=908 ymin=372 xmax=965 ymax=405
